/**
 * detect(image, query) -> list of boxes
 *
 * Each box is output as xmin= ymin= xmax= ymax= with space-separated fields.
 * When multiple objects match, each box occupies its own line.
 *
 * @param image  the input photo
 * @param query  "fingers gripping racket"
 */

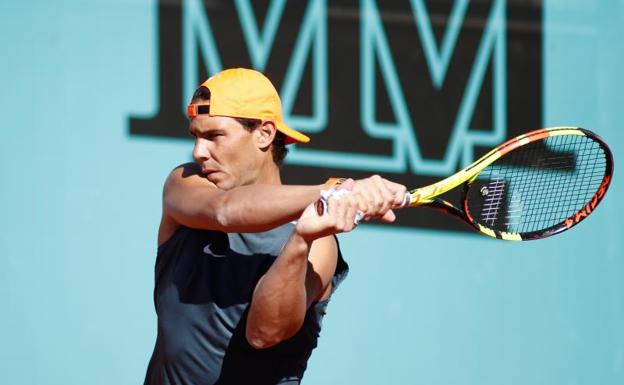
xmin=401 ymin=127 xmax=614 ymax=240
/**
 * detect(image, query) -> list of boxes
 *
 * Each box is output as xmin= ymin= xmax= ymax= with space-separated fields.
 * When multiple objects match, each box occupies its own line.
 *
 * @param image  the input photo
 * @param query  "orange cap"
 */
xmin=187 ymin=68 xmax=310 ymax=144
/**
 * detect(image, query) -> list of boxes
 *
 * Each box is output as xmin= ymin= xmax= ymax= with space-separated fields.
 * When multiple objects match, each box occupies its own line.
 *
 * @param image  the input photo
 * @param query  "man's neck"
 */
xmin=254 ymin=161 xmax=282 ymax=185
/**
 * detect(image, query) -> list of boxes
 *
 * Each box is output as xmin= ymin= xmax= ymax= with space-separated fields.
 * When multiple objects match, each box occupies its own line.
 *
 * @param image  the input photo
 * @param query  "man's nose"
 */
xmin=192 ymin=138 xmax=211 ymax=162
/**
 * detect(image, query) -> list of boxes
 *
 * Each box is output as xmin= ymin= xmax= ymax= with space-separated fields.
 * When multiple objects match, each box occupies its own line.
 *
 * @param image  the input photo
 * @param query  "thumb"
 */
xmin=380 ymin=209 xmax=396 ymax=223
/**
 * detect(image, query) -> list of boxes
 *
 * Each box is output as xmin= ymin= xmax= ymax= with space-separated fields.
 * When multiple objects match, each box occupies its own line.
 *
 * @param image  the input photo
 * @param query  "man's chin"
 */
xmin=207 ymin=174 xmax=234 ymax=190
xmin=205 ymin=172 xmax=221 ymax=184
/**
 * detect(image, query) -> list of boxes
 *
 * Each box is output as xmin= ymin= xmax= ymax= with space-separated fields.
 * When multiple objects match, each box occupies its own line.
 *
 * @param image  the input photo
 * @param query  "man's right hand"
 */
xmin=351 ymin=175 xmax=407 ymax=223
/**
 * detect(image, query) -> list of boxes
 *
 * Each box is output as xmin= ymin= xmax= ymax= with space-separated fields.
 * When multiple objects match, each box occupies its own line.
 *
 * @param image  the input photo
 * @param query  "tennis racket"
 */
xmin=319 ymin=127 xmax=614 ymax=241
xmin=402 ymin=126 xmax=614 ymax=240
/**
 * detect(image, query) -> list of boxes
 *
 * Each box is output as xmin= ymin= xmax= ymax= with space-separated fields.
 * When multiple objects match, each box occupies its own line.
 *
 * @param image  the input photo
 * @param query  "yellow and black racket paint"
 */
xmin=404 ymin=127 xmax=614 ymax=240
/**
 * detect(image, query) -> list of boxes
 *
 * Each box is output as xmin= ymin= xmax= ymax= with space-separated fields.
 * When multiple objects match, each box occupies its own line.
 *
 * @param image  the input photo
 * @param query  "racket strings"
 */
xmin=526 ymin=136 xmax=605 ymax=231
xmin=469 ymin=134 xmax=607 ymax=234
xmin=479 ymin=178 xmax=506 ymax=226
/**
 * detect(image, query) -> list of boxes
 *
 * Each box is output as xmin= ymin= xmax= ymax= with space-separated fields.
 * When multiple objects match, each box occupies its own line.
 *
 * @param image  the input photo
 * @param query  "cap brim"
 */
xmin=275 ymin=120 xmax=310 ymax=144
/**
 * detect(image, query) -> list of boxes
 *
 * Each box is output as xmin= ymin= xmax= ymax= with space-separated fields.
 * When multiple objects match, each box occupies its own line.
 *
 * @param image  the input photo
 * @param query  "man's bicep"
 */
xmin=163 ymin=163 xmax=225 ymax=230
xmin=305 ymin=235 xmax=338 ymax=308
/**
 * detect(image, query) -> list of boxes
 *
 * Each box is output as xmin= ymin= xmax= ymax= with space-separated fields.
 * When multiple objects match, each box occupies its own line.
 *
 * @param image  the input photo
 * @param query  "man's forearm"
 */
xmin=211 ymin=184 xmax=324 ymax=232
xmin=166 ymin=165 xmax=326 ymax=233
xmin=245 ymin=233 xmax=311 ymax=349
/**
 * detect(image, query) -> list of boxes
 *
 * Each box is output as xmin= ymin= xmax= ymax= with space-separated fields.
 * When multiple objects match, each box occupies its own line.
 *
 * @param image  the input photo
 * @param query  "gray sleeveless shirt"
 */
xmin=143 ymin=223 xmax=348 ymax=385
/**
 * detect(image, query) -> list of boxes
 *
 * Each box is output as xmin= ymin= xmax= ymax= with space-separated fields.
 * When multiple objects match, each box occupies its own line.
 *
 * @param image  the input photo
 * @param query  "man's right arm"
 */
xmin=160 ymin=163 xmax=408 ymax=245
xmin=162 ymin=163 xmax=324 ymax=235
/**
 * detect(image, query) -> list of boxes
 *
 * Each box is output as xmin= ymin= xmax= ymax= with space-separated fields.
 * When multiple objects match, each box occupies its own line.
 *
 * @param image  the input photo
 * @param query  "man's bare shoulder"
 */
xmin=159 ymin=163 xmax=222 ymax=245
xmin=166 ymin=162 xmax=203 ymax=183
xmin=164 ymin=162 xmax=217 ymax=191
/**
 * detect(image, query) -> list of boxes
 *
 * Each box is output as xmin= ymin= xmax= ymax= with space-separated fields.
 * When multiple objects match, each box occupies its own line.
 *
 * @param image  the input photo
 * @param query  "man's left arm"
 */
xmin=245 ymin=185 xmax=366 ymax=349
xmin=245 ymin=232 xmax=338 ymax=349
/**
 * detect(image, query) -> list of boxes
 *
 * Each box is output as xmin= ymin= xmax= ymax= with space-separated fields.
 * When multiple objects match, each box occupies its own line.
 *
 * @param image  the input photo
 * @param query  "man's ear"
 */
xmin=255 ymin=121 xmax=277 ymax=149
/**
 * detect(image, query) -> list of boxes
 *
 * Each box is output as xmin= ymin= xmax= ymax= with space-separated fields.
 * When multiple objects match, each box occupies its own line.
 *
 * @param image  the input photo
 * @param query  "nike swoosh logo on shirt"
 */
xmin=203 ymin=244 xmax=227 ymax=258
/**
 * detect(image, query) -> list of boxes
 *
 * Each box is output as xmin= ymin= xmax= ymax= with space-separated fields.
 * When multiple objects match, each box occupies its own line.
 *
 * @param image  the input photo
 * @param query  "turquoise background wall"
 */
xmin=1 ymin=0 xmax=622 ymax=384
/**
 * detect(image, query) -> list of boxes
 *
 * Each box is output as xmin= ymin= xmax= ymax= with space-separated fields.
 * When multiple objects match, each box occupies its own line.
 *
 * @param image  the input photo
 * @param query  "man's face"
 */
xmin=189 ymin=114 xmax=261 ymax=190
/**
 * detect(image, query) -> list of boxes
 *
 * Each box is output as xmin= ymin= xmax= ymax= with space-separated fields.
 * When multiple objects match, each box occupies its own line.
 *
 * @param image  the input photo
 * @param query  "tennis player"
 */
xmin=143 ymin=68 xmax=406 ymax=384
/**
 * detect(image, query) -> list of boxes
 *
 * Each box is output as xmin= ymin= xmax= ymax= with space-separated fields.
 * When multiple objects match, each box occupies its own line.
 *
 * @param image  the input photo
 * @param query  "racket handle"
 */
xmin=400 ymin=192 xmax=412 ymax=208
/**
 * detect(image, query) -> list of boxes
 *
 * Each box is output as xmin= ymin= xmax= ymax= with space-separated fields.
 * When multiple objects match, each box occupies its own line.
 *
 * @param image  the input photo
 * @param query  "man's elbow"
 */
xmin=214 ymin=208 xmax=231 ymax=230
xmin=210 ymin=194 xmax=238 ymax=230
xmin=245 ymin=321 xmax=303 ymax=350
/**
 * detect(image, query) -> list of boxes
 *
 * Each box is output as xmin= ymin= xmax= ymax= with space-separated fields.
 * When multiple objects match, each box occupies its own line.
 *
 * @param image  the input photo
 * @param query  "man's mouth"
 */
xmin=202 ymin=168 xmax=218 ymax=175
xmin=202 ymin=168 xmax=224 ymax=184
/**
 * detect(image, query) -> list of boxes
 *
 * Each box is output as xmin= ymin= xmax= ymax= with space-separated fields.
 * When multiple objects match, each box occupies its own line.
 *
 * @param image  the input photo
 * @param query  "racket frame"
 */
xmin=405 ymin=127 xmax=614 ymax=240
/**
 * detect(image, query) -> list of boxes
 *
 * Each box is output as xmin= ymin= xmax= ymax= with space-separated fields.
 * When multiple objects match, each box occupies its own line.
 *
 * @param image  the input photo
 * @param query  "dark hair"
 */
xmin=191 ymin=86 xmax=288 ymax=166
xmin=192 ymin=86 xmax=212 ymax=101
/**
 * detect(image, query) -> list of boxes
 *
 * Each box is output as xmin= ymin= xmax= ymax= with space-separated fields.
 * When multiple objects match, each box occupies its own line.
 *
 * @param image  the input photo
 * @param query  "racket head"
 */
xmin=459 ymin=127 xmax=613 ymax=240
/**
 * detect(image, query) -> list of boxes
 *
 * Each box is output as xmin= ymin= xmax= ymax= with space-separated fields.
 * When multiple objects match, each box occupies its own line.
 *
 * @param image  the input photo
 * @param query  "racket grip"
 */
xmin=400 ymin=192 xmax=412 ymax=208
